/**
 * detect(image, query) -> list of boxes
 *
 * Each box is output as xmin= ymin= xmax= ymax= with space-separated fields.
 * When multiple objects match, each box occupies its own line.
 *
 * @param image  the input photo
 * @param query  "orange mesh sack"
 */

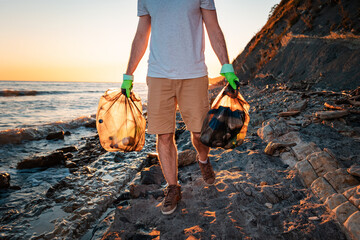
xmin=96 ymin=89 xmax=146 ymax=152
xmin=200 ymin=83 xmax=250 ymax=149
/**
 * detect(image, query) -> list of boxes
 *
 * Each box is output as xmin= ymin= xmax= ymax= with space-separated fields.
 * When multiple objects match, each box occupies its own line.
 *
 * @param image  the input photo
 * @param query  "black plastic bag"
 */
xmin=96 ymin=89 xmax=146 ymax=152
xmin=200 ymin=83 xmax=250 ymax=149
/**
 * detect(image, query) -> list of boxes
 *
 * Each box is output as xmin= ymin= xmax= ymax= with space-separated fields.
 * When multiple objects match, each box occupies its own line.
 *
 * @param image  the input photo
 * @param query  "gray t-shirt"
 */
xmin=138 ymin=0 xmax=216 ymax=79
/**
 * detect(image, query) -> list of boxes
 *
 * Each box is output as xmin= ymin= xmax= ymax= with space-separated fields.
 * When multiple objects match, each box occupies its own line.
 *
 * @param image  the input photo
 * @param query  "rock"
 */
xmin=288 ymin=99 xmax=308 ymax=112
xmin=140 ymin=165 xmax=165 ymax=185
xmin=314 ymin=110 xmax=349 ymax=120
xmin=0 ymin=172 xmax=10 ymax=189
xmin=85 ymin=119 xmax=96 ymax=128
xmin=277 ymin=131 xmax=302 ymax=144
xmin=260 ymin=181 xmax=268 ymax=186
xmin=129 ymin=184 xmax=159 ymax=198
xmin=257 ymin=124 xmax=274 ymax=142
xmin=343 ymin=186 xmax=360 ymax=209
xmin=46 ymin=131 xmax=65 ymax=140
xmin=280 ymin=152 xmax=297 ymax=168
xmin=292 ymin=142 xmax=321 ymax=161
xmin=333 ymin=201 xmax=358 ymax=224
xmin=308 ymin=216 xmax=320 ymax=221
xmin=265 ymin=203 xmax=273 ymax=209
xmin=348 ymin=164 xmax=360 ymax=177
xmin=64 ymin=131 xmax=71 ymax=136
xmin=57 ymin=146 xmax=78 ymax=153
xmin=344 ymin=211 xmax=360 ymax=240
xmin=325 ymin=193 xmax=348 ymax=210
xmin=17 ymin=151 xmax=66 ymax=169
xmin=178 ymin=149 xmax=197 ymax=167
xmin=65 ymin=161 xmax=77 ymax=168
xmin=324 ymin=168 xmax=360 ymax=193
xmin=310 ymin=177 xmax=337 ymax=202
xmin=278 ymin=111 xmax=300 ymax=117
xmin=257 ymin=118 xmax=291 ymax=142
xmin=264 ymin=141 xmax=296 ymax=155
xmin=295 ymin=160 xmax=318 ymax=187
xmin=306 ymin=151 xmax=338 ymax=177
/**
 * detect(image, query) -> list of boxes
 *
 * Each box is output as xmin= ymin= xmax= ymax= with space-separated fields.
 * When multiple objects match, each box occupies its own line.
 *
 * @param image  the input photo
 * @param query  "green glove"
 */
xmin=121 ymin=74 xmax=133 ymax=98
xmin=220 ymin=64 xmax=239 ymax=90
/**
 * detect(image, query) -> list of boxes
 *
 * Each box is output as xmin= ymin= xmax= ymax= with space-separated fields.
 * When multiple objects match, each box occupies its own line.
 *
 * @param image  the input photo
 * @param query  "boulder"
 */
xmin=178 ymin=149 xmax=197 ymax=167
xmin=57 ymin=146 xmax=78 ymax=153
xmin=348 ymin=164 xmax=360 ymax=178
xmin=0 ymin=172 xmax=10 ymax=189
xmin=277 ymin=131 xmax=302 ymax=144
xmin=343 ymin=186 xmax=360 ymax=209
xmin=46 ymin=131 xmax=65 ymax=140
xmin=324 ymin=168 xmax=360 ymax=193
xmin=280 ymin=152 xmax=297 ymax=168
xmin=295 ymin=160 xmax=318 ymax=187
xmin=325 ymin=193 xmax=348 ymax=210
xmin=288 ymin=99 xmax=308 ymax=112
xmin=306 ymin=151 xmax=338 ymax=177
xmin=333 ymin=201 xmax=358 ymax=224
xmin=310 ymin=177 xmax=337 ymax=202
xmin=292 ymin=142 xmax=321 ymax=161
xmin=140 ymin=165 xmax=165 ymax=185
xmin=257 ymin=118 xmax=291 ymax=143
xmin=264 ymin=141 xmax=296 ymax=155
xmin=17 ymin=151 xmax=66 ymax=169
xmin=344 ymin=211 xmax=360 ymax=240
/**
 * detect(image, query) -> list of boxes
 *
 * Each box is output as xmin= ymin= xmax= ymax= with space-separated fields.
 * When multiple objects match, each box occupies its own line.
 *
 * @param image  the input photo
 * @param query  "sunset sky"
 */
xmin=0 ymin=0 xmax=279 ymax=83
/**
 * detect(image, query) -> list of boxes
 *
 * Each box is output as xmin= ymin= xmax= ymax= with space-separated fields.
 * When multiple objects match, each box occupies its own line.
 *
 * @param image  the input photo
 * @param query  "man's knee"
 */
xmin=157 ymin=133 xmax=175 ymax=145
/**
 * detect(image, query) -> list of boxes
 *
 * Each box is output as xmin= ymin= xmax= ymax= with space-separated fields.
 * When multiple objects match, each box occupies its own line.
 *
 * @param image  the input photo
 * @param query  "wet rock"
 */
xmin=306 ymin=151 xmax=339 ymax=177
xmin=292 ymin=142 xmax=321 ymax=161
xmin=0 ymin=172 xmax=10 ymax=189
xmin=288 ymin=99 xmax=308 ymax=112
xmin=57 ymin=146 xmax=78 ymax=153
xmin=295 ymin=160 xmax=318 ymax=187
xmin=65 ymin=161 xmax=77 ymax=168
xmin=310 ymin=177 xmax=337 ymax=202
xmin=264 ymin=141 xmax=296 ymax=155
xmin=46 ymin=131 xmax=65 ymax=140
xmin=333 ymin=201 xmax=358 ymax=224
xmin=178 ymin=149 xmax=197 ymax=167
xmin=85 ymin=119 xmax=96 ymax=128
xmin=17 ymin=151 xmax=66 ymax=169
xmin=348 ymin=164 xmax=360 ymax=177
xmin=314 ymin=110 xmax=349 ymax=120
xmin=343 ymin=186 xmax=360 ymax=209
xmin=278 ymin=111 xmax=300 ymax=117
xmin=344 ymin=211 xmax=360 ymax=240
xmin=324 ymin=168 xmax=360 ymax=193
xmin=140 ymin=165 xmax=165 ymax=185
xmin=64 ymin=131 xmax=71 ymax=136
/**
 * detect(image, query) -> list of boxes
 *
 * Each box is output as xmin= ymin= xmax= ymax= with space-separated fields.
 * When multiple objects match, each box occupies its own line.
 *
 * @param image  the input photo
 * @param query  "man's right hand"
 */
xmin=121 ymin=74 xmax=133 ymax=98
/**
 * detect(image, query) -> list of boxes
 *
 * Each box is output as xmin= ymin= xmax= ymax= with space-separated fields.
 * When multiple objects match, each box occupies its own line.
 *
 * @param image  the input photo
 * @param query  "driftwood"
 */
xmin=324 ymin=102 xmax=344 ymax=110
xmin=278 ymin=111 xmax=300 ymax=117
xmin=264 ymin=141 xmax=297 ymax=155
xmin=314 ymin=110 xmax=349 ymax=120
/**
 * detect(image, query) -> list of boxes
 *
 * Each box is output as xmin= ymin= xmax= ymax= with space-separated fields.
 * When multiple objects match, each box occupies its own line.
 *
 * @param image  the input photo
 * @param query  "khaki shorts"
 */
xmin=146 ymin=76 xmax=210 ymax=134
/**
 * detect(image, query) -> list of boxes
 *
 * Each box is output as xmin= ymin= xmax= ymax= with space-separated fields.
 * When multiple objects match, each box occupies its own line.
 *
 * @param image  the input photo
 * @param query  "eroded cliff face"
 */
xmin=233 ymin=0 xmax=360 ymax=91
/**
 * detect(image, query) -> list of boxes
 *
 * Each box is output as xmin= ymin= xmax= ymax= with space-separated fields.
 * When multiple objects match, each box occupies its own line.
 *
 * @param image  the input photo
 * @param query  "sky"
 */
xmin=0 ymin=0 xmax=280 ymax=83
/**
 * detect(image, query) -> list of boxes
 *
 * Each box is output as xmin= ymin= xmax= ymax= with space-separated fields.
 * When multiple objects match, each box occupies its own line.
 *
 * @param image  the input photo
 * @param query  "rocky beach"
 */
xmin=1 ymin=0 xmax=360 ymax=239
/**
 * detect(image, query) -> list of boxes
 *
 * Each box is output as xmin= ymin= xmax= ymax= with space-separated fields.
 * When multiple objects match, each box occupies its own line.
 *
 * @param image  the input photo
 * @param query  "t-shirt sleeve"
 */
xmin=137 ymin=0 xmax=149 ymax=16
xmin=200 ymin=0 xmax=216 ymax=10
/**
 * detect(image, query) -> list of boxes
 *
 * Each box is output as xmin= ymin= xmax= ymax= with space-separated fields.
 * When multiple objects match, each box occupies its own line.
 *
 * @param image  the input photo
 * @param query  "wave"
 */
xmin=0 ymin=115 xmax=96 ymax=145
xmin=0 ymin=89 xmax=103 ymax=97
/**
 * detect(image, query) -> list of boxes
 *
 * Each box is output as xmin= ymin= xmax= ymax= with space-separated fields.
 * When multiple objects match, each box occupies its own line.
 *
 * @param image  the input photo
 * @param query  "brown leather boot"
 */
xmin=161 ymin=184 xmax=181 ymax=215
xmin=197 ymin=155 xmax=216 ymax=185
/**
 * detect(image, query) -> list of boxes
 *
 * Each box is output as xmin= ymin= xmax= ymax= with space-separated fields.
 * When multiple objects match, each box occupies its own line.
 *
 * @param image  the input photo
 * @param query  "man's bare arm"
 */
xmin=201 ymin=9 xmax=229 ymax=65
xmin=125 ymin=15 xmax=151 ymax=76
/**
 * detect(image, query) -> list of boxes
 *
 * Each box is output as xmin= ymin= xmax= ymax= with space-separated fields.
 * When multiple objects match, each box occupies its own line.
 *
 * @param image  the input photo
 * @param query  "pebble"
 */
xmin=265 ymin=203 xmax=273 ymax=209
xmin=308 ymin=216 xmax=320 ymax=221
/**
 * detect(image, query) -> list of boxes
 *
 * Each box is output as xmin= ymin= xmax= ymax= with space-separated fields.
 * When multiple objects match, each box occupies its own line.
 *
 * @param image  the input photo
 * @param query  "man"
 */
xmin=121 ymin=0 xmax=239 ymax=215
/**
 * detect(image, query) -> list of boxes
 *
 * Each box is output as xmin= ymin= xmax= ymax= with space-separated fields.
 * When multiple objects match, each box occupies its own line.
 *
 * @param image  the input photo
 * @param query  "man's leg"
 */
xmin=157 ymin=133 xmax=178 ymax=185
xmin=191 ymin=132 xmax=209 ymax=162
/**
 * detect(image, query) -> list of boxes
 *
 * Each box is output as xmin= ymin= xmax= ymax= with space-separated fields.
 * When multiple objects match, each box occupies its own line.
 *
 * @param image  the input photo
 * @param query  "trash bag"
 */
xmin=200 ymin=83 xmax=250 ymax=149
xmin=96 ymin=89 xmax=146 ymax=152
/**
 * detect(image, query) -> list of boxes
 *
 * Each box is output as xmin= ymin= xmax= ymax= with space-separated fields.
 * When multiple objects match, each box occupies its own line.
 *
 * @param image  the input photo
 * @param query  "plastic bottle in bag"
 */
xmin=200 ymin=83 xmax=250 ymax=149
xmin=96 ymin=89 xmax=146 ymax=152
